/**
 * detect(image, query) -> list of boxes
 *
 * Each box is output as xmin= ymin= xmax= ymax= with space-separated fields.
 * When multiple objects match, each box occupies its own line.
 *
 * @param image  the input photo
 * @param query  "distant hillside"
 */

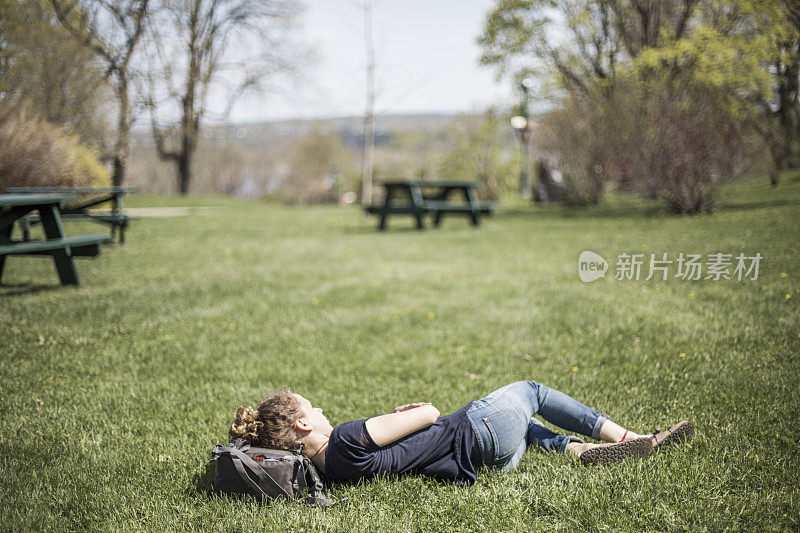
xmin=127 ymin=111 xmax=524 ymax=198
xmin=131 ymin=113 xmax=464 ymax=151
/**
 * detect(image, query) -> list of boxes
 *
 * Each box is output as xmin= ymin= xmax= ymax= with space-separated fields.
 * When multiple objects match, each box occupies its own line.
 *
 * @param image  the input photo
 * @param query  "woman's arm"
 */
xmin=364 ymin=403 xmax=441 ymax=447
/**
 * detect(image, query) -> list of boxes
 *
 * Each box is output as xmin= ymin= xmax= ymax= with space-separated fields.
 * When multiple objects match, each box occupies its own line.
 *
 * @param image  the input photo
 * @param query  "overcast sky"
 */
xmin=228 ymin=0 xmax=515 ymax=123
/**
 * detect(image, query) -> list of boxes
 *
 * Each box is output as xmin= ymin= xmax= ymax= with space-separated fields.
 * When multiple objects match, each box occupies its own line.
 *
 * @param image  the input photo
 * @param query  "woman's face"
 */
xmin=294 ymin=393 xmax=333 ymax=435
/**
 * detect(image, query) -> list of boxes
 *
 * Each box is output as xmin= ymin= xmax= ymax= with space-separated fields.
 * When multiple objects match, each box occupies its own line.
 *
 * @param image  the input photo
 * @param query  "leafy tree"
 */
xmin=750 ymin=0 xmax=799 ymax=181
xmin=477 ymin=0 xmax=700 ymax=98
xmin=373 ymin=128 xmax=445 ymax=183
xmin=630 ymin=0 xmax=798 ymax=184
xmin=479 ymin=0 xmax=799 ymax=210
xmin=283 ymin=127 xmax=356 ymax=204
xmin=437 ymin=109 xmax=519 ymax=201
xmin=0 ymin=0 xmax=109 ymax=146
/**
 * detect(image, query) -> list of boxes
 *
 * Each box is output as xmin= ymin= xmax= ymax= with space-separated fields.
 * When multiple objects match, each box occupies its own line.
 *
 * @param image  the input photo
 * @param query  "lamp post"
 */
xmin=511 ymin=78 xmax=533 ymax=200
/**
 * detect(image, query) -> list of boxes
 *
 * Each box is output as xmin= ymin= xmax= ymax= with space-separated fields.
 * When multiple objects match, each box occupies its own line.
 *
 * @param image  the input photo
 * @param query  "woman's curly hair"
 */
xmin=229 ymin=388 xmax=303 ymax=450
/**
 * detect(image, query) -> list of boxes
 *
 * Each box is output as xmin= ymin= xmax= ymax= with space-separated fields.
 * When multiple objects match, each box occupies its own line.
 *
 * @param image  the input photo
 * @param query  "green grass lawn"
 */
xmin=2 ymin=172 xmax=799 ymax=531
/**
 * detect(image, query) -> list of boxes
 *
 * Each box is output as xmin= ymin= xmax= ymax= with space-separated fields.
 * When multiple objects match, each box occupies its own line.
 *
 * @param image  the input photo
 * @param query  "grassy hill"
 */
xmin=1 ymin=171 xmax=798 ymax=531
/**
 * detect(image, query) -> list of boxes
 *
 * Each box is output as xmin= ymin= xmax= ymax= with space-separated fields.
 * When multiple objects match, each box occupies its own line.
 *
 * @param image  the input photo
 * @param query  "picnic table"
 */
xmin=365 ymin=180 xmax=496 ymax=231
xmin=6 ymin=186 xmax=133 ymax=244
xmin=0 ymin=194 xmax=112 ymax=286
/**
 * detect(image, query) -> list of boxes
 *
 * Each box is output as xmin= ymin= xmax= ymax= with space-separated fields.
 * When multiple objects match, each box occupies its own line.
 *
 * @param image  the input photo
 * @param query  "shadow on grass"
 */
xmin=186 ymin=460 xmax=216 ymax=500
xmin=338 ymin=188 xmax=800 ymax=232
xmin=495 ymin=203 xmax=669 ymax=221
xmin=0 ymin=282 xmax=64 ymax=296
xmin=717 ymin=198 xmax=800 ymax=212
xmin=343 ymin=224 xmax=429 ymax=235
xmin=493 ymin=196 xmax=800 ymax=221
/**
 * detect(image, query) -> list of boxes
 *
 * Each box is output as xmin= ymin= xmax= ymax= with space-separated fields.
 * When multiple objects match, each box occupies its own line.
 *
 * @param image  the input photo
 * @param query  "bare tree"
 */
xmin=143 ymin=0 xmax=301 ymax=194
xmin=50 ymin=0 xmax=150 ymax=187
xmin=360 ymin=0 xmax=376 ymax=207
xmin=345 ymin=0 xmax=434 ymax=206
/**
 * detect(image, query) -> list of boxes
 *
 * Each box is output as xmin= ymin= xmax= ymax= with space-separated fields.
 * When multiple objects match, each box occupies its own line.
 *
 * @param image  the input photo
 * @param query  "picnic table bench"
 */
xmin=0 ymin=194 xmax=112 ymax=286
xmin=6 ymin=186 xmax=133 ymax=244
xmin=365 ymin=180 xmax=495 ymax=231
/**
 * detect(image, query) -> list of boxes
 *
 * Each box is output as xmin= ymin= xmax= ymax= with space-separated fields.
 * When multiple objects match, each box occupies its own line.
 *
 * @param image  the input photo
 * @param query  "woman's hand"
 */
xmin=393 ymin=402 xmax=432 ymax=413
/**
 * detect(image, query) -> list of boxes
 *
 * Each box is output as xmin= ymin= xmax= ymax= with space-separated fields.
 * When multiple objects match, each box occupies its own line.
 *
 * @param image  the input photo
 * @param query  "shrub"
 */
xmin=600 ymin=79 xmax=747 ymax=214
xmin=71 ymin=144 xmax=111 ymax=187
xmin=437 ymin=109 xmax=519 ymax=201
xmin=535 ymin=77 xmax=748 ymax=214
xmin=282 ymin=128 xmax=355 ymax=205
xmin=0 ymin=107 xmax=109 ymax=190
xmin=535 ymin=96 xmax=609 ymax=206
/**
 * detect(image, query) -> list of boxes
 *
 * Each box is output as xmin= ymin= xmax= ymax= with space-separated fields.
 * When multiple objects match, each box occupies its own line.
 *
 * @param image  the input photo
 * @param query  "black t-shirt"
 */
xmin=324 ymin=402 xmax=477 ymax=485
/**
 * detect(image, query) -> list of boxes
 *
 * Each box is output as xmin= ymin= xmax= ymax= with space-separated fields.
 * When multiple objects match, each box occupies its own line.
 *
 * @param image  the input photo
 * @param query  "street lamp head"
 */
xmin=510 ymin=115 xmax=528 ymax=131
xmin=520 ymin=78 xmax=533 ymax=92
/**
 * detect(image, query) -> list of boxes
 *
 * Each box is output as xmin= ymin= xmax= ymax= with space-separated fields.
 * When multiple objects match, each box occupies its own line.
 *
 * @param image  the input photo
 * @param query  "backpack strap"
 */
xmin=291 ymin=441 xmax=334 ymax=506
xmin=302 ymin=455 xmax=337 ymax=507
xmin=216 ymin=444 xmax=293 ymax=499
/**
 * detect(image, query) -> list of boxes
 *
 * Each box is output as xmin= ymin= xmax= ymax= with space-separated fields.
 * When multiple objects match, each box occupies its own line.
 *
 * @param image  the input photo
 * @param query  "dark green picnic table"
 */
xmin=365 ymin=180 xmax=495 ymax=231
xmin=0 ymin=193 xmax=111 ymax=286
xmin=7 ymin=186 xmax=133 ymax=244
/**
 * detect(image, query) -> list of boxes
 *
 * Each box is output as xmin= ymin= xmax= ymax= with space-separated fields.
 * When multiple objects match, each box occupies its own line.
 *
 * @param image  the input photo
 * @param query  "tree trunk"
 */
xmin=362 ymin=109 xmax=374 ymax=206
xmin=767 ymin=129 xmax=785 ymax=187
xmin=176 ymin=118 xmax=197 ymax=194
xmin=178 ymin=152 xmax=191 ymax=194
xmin=175 ymin=41 xmax=199 ymax=195
xmin=769 ymin=167 xmax=780 ymax=187
xmin=112 ymin=75 xmax=130 ymax=187
xmin=173 ymin=123 xmax=198 ymax=195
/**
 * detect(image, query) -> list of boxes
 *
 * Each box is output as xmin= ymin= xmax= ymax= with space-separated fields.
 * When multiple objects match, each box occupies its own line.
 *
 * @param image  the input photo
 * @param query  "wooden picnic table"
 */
xmin=0 ymin=194 xmax=112 ymax=286
xmin=365 ymin=180 xmax=496 ymax=231
xmin=6 ymin=186 xmax=133 ymax=244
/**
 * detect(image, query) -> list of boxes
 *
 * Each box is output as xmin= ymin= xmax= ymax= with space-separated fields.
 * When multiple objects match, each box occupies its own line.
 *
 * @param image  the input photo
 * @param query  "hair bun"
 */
xmin=229 ymin=405 xmax=262 ymax=441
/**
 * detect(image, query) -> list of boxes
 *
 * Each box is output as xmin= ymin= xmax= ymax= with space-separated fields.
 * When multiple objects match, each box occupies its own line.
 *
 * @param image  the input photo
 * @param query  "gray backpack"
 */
xmin=211 ymin=438 xmax=334 ymax=506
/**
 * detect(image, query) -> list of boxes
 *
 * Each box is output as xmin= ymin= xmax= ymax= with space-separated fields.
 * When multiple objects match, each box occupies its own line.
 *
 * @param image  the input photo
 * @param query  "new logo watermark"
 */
xmin=578 ymin=250 xmax=763 ymax=282
xmin=578 ymin=251 xmax=608 ymax=282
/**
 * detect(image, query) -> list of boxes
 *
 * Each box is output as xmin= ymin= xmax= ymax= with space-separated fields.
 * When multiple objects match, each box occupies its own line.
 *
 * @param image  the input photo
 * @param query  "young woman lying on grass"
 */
xmin=229 ymin=381 xmax=694 ymax=485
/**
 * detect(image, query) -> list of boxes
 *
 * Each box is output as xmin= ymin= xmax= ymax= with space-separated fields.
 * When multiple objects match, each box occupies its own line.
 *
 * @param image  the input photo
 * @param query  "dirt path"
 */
xmin=117 ymin=207 xmax=222 ymax=217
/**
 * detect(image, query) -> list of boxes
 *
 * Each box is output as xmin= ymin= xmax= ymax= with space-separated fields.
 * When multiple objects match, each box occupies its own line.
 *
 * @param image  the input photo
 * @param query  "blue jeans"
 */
xmin=466 ymin=381 xmax=607 ymax=471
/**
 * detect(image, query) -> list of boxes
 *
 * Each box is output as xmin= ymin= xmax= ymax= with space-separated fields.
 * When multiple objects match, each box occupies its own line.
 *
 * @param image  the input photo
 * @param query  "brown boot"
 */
xmin=578 ymin=437 xmax=653 ymax=466
xmin=652 ymin=421 xmax=695 ymax=450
